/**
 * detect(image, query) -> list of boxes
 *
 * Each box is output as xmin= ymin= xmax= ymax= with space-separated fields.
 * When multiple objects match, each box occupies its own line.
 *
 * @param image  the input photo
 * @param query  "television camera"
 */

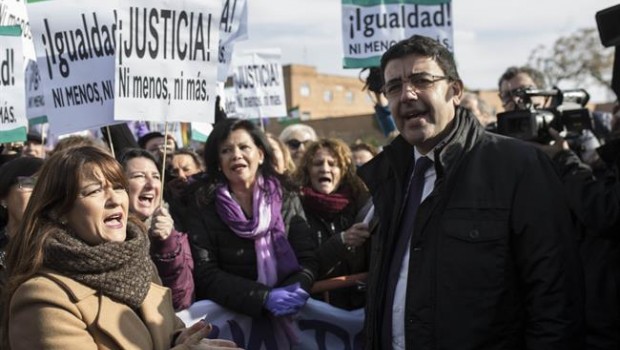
xmin=496 ymin=87 xmax=592 ymax=143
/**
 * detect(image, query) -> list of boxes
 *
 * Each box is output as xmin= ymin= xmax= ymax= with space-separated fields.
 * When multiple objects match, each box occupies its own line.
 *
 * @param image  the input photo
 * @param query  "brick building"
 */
xmin=282 ymin=64 xmax=375 ymax=120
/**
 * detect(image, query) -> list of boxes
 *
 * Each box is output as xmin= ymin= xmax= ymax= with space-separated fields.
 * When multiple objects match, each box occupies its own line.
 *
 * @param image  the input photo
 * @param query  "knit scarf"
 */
xmin=300 ymin=186 xmax=352 ymax=219
xmin=44 ymin=221 xmax=154 ymax=309
xmin=215 ymin=175 xmax=301 ymax=287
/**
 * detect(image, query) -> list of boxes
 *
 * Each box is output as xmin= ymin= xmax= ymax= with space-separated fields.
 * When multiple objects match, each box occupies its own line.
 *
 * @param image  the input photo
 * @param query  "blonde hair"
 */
xmin=266 ymin=133 xmax=296 ymax=175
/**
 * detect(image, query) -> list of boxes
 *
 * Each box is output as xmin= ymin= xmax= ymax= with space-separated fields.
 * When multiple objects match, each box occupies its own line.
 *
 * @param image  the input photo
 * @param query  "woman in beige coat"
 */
xmin=2 ymin=146 xmax=240 ymax=350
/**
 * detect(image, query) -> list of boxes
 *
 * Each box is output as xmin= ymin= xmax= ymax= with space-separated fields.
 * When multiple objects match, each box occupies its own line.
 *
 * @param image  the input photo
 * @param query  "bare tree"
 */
xmin=527 ymin=28 xmax=614 ymax=93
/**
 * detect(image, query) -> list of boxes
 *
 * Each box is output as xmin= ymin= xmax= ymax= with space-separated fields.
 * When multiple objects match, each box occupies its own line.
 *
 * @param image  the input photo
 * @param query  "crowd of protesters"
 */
xmin=0 ymin=34 xmax=619 ymax=350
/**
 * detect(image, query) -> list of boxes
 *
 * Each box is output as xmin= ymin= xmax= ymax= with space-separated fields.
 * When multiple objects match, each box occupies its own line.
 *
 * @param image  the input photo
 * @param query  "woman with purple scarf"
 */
xmin=184 ymin=119 xmax=318 ymax=342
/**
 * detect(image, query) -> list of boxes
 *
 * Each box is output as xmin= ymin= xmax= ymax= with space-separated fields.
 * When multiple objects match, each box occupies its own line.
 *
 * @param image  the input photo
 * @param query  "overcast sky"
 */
xmin=235 ymin=0 xmax=619 ymax=102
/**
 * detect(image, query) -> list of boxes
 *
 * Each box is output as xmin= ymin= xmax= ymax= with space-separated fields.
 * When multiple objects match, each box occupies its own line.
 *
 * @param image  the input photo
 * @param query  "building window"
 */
xmin=345 ymin=91 xmax=354 ymax=104
xmin=301 ymin=112 xmax=311 ymax=120
xmin=300 ymin=84 xmax=310 ymax=97
xmin=323 ymin=90 xmax=333 ymax=102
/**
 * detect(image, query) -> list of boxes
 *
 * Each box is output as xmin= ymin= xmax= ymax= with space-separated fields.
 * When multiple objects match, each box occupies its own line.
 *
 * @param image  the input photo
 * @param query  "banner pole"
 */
xmin=105 ymin=125 xmax=115 ymax=158
xmin=160 ymin=121 xmax=169 ymax=206
xmin=258 ymin=116 xmax=265 ymax=132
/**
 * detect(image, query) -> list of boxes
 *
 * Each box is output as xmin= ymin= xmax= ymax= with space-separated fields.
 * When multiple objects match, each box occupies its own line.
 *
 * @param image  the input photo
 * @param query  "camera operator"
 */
xmin=498 ymin=66 xmax=548 ymax=112
xmin=498 ymin=66 xmax=602 ymax=165
xmin=499 ymin=65 xmax=620 ymax=349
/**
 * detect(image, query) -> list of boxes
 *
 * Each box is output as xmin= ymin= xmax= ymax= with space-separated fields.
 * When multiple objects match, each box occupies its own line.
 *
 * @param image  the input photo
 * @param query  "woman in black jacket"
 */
xmin=295 ymin=138 xmax=372 ymax=310
xmin=184 ymin=119 xmax=318 ymax=341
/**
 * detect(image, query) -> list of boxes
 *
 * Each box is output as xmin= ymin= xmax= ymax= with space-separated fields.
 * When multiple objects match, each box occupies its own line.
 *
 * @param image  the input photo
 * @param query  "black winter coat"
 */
xmin=303 ymin=192 xmax=371 ymax=310
xmin=552 ymin=149 xmax=620 ymax=350
xmin=358 ymin=108 xmax=584 ymax=350
xmin=186 ymin=188 xmax=318 ymax=317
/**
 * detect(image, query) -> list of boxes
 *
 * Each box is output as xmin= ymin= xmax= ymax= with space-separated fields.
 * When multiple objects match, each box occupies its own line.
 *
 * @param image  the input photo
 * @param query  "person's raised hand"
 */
xmin=149 ymin=206 xmax=174 ymax=240
xmin=534 ymin=127 xmax=569 ymax=159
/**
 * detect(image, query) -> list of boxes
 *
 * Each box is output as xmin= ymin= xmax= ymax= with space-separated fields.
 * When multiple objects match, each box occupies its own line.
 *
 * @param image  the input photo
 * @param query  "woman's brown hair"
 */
xmin=294 ymin=138 xmax=368 ymax=196
xmin=1 ymin=146 xmax=131 ymax=347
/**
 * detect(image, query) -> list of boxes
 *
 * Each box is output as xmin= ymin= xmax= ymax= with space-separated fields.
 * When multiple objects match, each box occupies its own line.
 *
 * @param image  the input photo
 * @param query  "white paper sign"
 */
xmin=217 ymin=0 xmax=248 ymax=82
xmin=232 ymin=49 xmax=287 ymax=119
xmin=1 ymin=0 xmax=46 ymax=122
xmin=0 ymin=25 xmax=27 ymax=142
xmin=0 ymin=0 xmax=34 ymax=59
xmin=28 ymin=0 xmax=117 ymax=135
xmin=222 ymin=86 xmax=238 ymax=117
xmin=341 ymin=0 xmax=453 ymax=68
xmin=114 ymin=0 xmax=221 ymax=125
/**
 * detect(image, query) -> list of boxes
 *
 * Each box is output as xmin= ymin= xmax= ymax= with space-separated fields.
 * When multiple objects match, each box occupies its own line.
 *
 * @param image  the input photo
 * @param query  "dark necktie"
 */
xmin=382 ymin=156 xmax=433 ymax=348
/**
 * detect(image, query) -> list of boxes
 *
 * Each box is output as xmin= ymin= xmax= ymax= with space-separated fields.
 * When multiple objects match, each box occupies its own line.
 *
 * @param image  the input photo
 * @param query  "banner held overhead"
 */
xmin=114 ymin=0 xmax=222 ymax=125
xmin=341 ymin=0 xmax=453 ymax=68
xmin=0 ymin=25 xmax=27 ymax=142
xmin=232 ymin=48 xmax=287 ymax=119
xmin=28 ymin=0 xmax=118 ymax=135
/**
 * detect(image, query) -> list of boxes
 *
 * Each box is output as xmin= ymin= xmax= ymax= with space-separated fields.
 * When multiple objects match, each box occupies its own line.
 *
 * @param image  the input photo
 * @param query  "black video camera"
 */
xmin=496 ymin=87 xmax=593 ymax=143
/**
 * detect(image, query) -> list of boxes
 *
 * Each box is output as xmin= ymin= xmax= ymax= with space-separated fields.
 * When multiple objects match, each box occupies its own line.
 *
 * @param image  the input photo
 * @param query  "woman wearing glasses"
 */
xmin=0 ymin=157 xmax=44 ymax=290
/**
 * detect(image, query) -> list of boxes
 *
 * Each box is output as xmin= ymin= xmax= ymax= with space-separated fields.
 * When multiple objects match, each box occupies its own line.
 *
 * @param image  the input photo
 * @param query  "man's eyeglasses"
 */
xmin=285 ymin=139 xmax=311 ymax=150
xmin=16 ymin=176 xmax=37 ymax=191
xmin=383 ymin=73 xmax=451 ymax=98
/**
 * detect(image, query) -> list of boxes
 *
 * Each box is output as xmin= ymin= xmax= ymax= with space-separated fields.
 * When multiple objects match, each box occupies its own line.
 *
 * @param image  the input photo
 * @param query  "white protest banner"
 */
xmin=217 ymin=0 xmax=248 ymax=82
xmin=28 ymin=0 xmax=117 ymax=135
xmin=341 ymin=0 xmax=453 ymax=68
xmin=177 ymin=298 xmax=364 ymax=350
xmin=1 ymin=0 xmax=46 ymax=123
xmin=232 ymin=49 xmax=287 ymax=119
xmin=0 ymin=25 xmax=27 ymax=142
xmin=0 ymin=0 xmax=34 ymax=59
xmin=190 ymin=122 xmax=212 ymax=142
xmin=222 ymin=85 xmax=238 ymax=117
xmin=115 ymin=0 xmax=221 ymax=125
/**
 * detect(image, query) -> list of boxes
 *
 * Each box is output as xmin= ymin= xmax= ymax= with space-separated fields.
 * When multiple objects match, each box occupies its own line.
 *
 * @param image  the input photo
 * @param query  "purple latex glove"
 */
xmin=265 ymin=283 xmax=309 ymax=317
xmin=285 ymin=282 xmax=309 ymax=305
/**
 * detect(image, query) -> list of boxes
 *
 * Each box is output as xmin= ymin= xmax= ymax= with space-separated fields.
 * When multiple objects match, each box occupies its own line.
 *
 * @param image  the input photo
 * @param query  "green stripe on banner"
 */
xmin=342 ymin=0 xmax=449 ymax=6
xmin=0 ymin=25 xmax=22 ymax=36
xmin=27 ymin=0 xmax=50 ymax=3
xmin=191 ymin=129 xmax=209 ymax=143
xmin=0 ymin=127 xmax=27 ymax=143
xmin=29 ymin=116 xmax=49 ymax=125
xmin=343 ymin=56 xmax=381 ymax=69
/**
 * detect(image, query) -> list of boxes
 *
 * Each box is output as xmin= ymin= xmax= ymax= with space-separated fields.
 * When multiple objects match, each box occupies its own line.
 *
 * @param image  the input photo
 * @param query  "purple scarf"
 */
xmin=215 ymin=175 xmax=301 ymax=287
